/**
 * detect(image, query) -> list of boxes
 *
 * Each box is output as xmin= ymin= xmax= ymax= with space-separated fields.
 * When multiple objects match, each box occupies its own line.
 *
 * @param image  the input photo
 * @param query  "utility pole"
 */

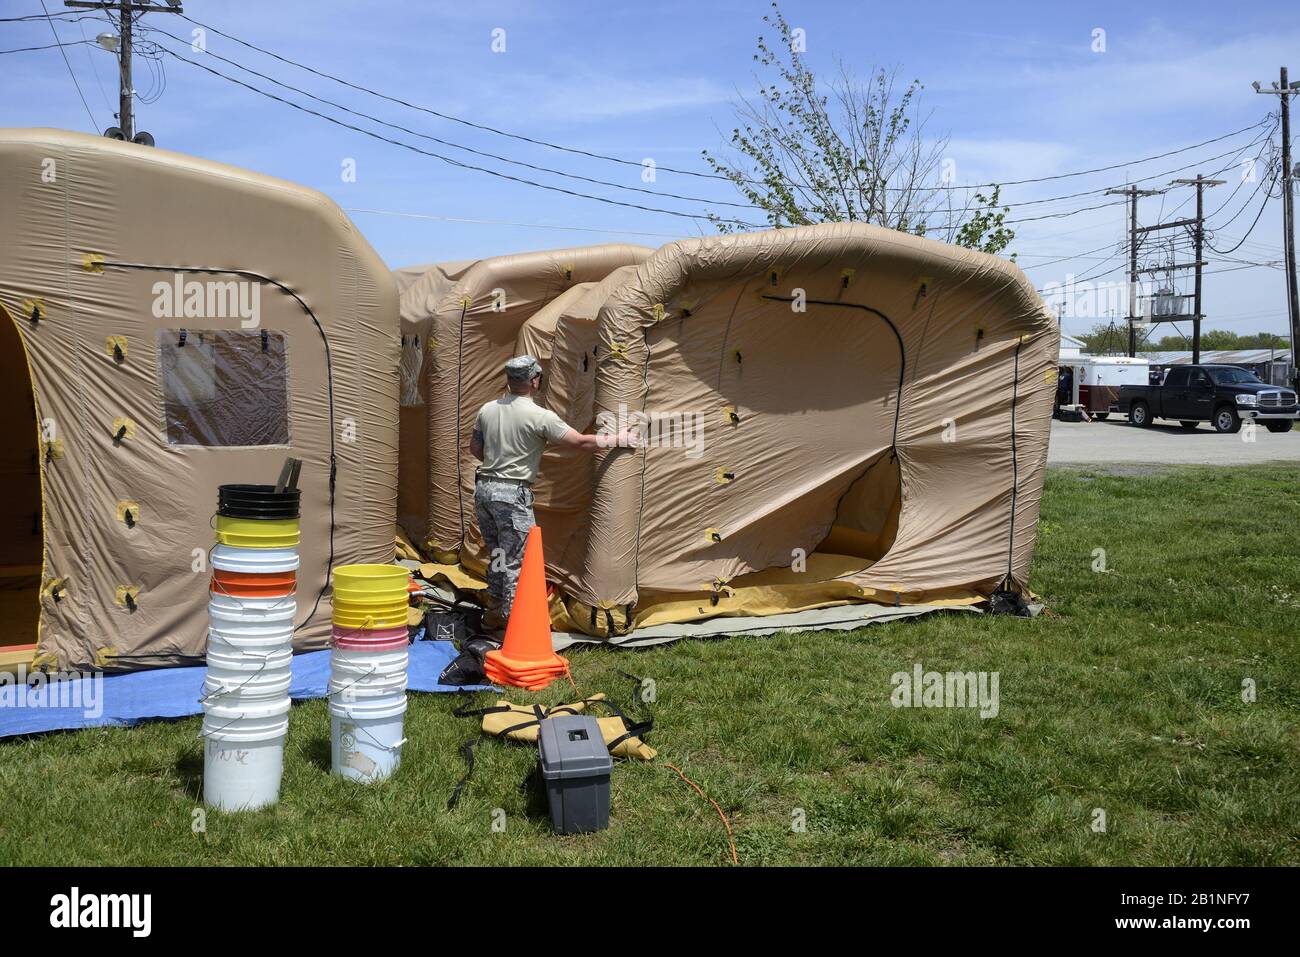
xmin=1254 ymin=68 xmax=1300 ymax=387
xmin=64 ymin=0 xmax=183 ymax=144
xmin=1106 ymin=185 xmax=1161 ymax=356
xmin=1171 ymin=175 xmax=1224 ymax=363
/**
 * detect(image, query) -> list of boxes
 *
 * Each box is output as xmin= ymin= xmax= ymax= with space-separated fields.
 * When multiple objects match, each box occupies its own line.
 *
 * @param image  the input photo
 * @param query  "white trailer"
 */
xmin=1060 ymin=356 xmax=1150 ymax=420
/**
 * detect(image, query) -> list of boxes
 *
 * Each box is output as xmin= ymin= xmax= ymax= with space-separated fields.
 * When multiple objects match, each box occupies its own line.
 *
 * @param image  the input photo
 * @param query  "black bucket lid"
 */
xmin=218 ymin=487 xmax=300 ymax=518
xmin=219 ymin=483 xmax=301 ymax=502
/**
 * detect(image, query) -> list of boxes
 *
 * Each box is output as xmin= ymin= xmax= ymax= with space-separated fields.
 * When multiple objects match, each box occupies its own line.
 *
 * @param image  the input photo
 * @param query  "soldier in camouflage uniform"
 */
xmin=470 ymin=355 xmax=635 ymax=629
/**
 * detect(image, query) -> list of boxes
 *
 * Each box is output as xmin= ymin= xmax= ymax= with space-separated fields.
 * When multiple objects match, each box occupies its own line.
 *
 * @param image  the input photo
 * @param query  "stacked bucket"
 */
xmin=202 ymin=484 xmax=301 ymax=811
xmin=329 ymin=564 xmax=410 ymax=783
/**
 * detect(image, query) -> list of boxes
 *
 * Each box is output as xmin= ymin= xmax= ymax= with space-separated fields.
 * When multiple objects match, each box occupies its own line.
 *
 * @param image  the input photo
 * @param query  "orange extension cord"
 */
xmin=567 ymin=668 xmax=739 ymax=865
xmin=663 ymin=762 xmax=739 ymax=866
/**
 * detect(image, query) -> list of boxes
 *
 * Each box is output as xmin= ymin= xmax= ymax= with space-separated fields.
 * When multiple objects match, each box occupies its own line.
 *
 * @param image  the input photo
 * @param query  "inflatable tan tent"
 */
xmin=426 ymin=223 xmax=1056 ymax=638
xmin=397 ymin=244 xmax=652 ymax=558
xmin=0 ymin=129 xmax=398 ymax=673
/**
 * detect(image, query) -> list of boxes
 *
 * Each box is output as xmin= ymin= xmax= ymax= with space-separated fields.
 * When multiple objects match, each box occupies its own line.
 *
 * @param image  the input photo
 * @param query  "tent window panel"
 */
xmin=157 ymin=330 xmax=290 ymax=446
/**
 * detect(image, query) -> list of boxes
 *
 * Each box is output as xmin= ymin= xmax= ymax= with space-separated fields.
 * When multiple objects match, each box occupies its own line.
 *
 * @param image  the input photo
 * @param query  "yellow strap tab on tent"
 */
xmin=562 ymin=262 xmax=575 ymax=280
xmin=606 ymin=341 xmax=629 ymax=361
xmin=1044 ymin=368 xmax=1058 ymax=385
xmin=427 ymin=336 xmax=438 ymax=353
xmin=111 ymin=417 xmax=136 ymax=441
xmin=458 ymin=294 xmax=472 ymax=308
xmin=43 ymin=439 xmax=64 ymax=461
xmin=707 ymin=578 xmax=734 ymax=605
xmin=41 ymin=577 xmax=67 ymax=602
xmin=116 ymin=500 xmax=141 ymax=526
xmin=94 ymin=646 xmax=118 ymax=668
xmin=840 ymin=268 xmax=856 ymax=288
xmin=21 ymin=297 xmax=45 ymax=322
xmin=431 ymin=544 xmax=461 ymax=565
xmin=114 ymin=585 xmax=140 ymax=610
xmin=722 ymin=405 xmax=740 ymax=425
xmin=30 ymin=650 xmax=58 ymax=671
xmin=105 ymin=335 xmax=127 ymax=361
xmin=704 ymin=528 xmax=723 ymax=543
xmin=652 ymin=303 xmax=665 ymax=323
xmin=715 ymin=468 xmax=736 ymax=484
xmin=82 ymin=252 xmax=105 ymax=273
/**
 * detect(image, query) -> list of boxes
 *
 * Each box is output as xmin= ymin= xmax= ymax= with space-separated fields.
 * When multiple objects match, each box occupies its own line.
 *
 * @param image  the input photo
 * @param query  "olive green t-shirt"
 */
xmin=474 ymin=395 xmax=572 ymax=482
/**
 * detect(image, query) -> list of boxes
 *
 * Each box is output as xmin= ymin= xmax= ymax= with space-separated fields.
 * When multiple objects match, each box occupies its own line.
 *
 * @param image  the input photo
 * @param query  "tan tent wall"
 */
xmin=0 ymin=129 xmax=398 ymax=672
xmin=570 ymin=222 xmax=1054 ymax=628
xmin=518 ymin=265 xmax=642 ymax=588
xmin=396 ymin=259 xmax=478 ymax=543
xmin=397 ymin=244 xmax=652 ymax=562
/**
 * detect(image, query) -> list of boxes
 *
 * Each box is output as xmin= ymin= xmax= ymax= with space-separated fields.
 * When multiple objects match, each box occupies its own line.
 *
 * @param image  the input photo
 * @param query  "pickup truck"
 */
xmin=1118 ymin=364 xmax=1298 ymax=433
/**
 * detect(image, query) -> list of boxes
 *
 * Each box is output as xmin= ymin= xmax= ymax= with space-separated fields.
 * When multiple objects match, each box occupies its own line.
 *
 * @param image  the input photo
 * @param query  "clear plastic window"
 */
xmin=157 ymin=330 xmax=290 ymax=446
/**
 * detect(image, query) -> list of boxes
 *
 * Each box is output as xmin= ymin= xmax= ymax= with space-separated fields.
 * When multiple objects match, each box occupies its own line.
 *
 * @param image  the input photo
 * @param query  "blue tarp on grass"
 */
xmin=0 ymin=640 xmax=490 ymax=739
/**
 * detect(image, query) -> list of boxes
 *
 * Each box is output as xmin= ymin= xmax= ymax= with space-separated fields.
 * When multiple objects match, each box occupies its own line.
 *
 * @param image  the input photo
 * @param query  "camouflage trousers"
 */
xmin=474 ymin=478 xmax=535 ymax=618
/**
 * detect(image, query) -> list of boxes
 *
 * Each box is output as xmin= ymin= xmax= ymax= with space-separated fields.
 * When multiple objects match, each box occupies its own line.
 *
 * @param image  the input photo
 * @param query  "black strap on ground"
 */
xmin=446 ymin=692 xmax=650 ymax=808
xmin=95 ymin=261 xmax=337 ymax=635
xmin=447 ymin=734 xmax=484 ymax=810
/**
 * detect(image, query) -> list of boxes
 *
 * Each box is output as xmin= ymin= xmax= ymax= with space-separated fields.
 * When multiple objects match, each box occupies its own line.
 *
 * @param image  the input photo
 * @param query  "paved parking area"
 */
xmin=1047 ymin=418 xmax=1300 ymax=465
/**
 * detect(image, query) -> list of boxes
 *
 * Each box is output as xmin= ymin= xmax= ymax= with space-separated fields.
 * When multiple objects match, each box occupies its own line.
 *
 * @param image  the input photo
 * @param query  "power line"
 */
xmin=345 ymin=207 xmax=685 ymax=239
xmin=142 ymin=22 xmax=760 ymax=212
xmin=147 ymin=43 xmax=1254 ymax=237
xmin=0 ymin=37 xmax=93 ymax=53
xmin=1206 ymin=171 xmax=1275 ymax=254
xmin=37 ymin=0 xmax=97 ymax=130
xmin=143 ymin=19 xmax=1268 ymax=221
xmin=175 ymin=9 xmax=1269 ymax=195
xmin=158 ymin=45 xmax=761 ymax=228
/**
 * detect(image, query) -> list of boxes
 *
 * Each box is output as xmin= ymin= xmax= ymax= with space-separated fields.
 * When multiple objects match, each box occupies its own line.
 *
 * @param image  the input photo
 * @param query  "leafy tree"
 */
xmin=703 ymin=2 xmax=1014 ymax=256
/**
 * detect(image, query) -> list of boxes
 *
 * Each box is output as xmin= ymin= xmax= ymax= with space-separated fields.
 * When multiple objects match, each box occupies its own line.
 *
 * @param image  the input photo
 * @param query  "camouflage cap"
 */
xmin=505 ymin=355 xmax=543 ymax=381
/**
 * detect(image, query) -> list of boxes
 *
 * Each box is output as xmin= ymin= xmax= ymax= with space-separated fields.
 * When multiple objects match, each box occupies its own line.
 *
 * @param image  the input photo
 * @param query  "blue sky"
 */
xmin=4 ymin=0 xmax=1299 ymax=342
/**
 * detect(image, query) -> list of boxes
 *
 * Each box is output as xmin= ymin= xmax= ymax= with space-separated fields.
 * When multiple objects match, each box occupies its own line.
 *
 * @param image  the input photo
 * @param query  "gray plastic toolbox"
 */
xmin=538 ymin=714 xmax=612 ymax=834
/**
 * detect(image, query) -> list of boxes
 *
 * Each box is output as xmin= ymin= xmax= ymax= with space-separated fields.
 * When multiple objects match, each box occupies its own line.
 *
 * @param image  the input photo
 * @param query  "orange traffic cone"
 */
xmin=483 ymin=526 xmax=570 ymax=691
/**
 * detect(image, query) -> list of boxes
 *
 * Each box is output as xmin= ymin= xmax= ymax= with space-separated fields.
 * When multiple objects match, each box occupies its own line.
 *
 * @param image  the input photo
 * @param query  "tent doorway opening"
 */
xmin=0 ymin=308 xmax=42 ymax=664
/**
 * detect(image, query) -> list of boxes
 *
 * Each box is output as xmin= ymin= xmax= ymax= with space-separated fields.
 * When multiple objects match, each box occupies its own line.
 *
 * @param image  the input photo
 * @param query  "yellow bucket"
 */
xmin=215 ymin=529 xmax=301 ymax=549
xmin=332 ymin=596 xmax=408 ymax=616
xmin=331 ymin=607 xmax=408 ymax=629
xmin=216 ymin=516 xmax=300 ymax=536
xmin=332 ymin=564 xmax=409 ymax=597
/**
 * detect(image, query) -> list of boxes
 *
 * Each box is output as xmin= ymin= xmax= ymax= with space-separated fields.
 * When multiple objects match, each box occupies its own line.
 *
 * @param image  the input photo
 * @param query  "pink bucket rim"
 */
xmin=331 ymin=623 xmax=408 ymax=650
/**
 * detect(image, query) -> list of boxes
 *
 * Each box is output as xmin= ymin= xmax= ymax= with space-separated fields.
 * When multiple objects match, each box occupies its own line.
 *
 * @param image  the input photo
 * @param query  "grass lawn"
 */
xmin=1 ymin=464 xmax=1297 ymax=866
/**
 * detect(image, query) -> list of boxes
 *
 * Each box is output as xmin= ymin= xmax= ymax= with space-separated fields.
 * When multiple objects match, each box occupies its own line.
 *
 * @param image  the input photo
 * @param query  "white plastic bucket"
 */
xmin=206 ymin=645 xmax=293 ymax=674
xmin=208 ymin=594 xmax=297 ymax=625
xmin=328 ymin=672 xmax=407 ymax=700
xmin=329 ymin=693 xmax=407 ymax=783
xmin=211 ymin=544 xmax=301 ymax=574
xmin=208 ymin=626 xmax=295 ymax=655
xmin=330 ymin=648 xmax=409 ymax=676
xmin=203 ymin=669 xmax=292 ymax=703
xmin=201 ymin=713 xmax=289 ymax=812
xmin=203 ymin=694 xmax=291 ymax=724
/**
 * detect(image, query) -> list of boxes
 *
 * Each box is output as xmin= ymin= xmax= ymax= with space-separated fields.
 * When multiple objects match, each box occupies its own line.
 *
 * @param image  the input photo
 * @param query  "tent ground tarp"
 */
xmin=0 ymin=640 xmax=486 ymax=739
